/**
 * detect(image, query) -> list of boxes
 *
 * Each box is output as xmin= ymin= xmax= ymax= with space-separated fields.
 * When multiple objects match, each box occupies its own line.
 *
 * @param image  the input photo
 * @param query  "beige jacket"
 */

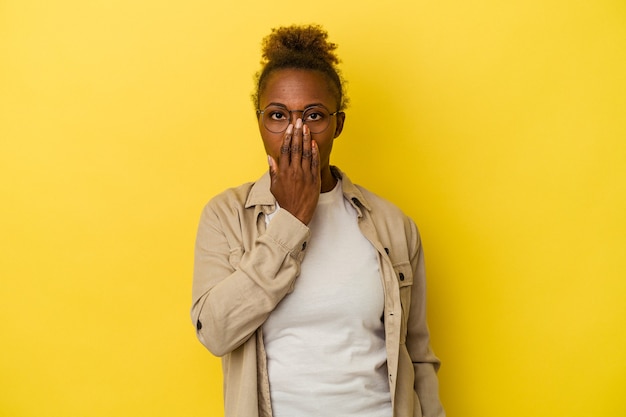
xmin=191 ymin=167 xmax=444 ymax=417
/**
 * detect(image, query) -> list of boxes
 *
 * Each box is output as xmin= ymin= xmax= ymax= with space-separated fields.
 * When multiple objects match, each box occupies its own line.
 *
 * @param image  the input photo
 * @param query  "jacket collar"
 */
xmin=331 ymin=166 xmax=372 ymax=213
xmin=244 ymin=171 xmax=274 ymax=209
xmin=244 ymin=166 xmax=372 ymax=212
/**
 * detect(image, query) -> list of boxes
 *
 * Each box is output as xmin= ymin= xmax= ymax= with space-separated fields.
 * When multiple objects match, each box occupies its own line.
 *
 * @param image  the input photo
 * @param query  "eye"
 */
xmin=303 ymin=108 xmax=327 ymax=122
xmin=306 ymin=112 xmax=322 ymax=121
xmin=269 ymin=110 xmax=288 ymax=121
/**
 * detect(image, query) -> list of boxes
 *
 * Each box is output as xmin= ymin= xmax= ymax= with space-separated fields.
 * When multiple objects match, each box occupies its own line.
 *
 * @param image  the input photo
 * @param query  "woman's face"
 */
xmin=257 ymin=69 xmax=345 ymax=173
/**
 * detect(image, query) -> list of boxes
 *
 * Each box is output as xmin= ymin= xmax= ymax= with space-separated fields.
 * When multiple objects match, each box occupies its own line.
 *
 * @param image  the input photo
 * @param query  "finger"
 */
xmin=301 ymin=124 xmax=312 ymax=171
xmin=279 ymin=124 xmax=293 ymax=169
xmin=267 ymin=155 xmax=277 ymax=176
xmin=290 ymin=118 xmax=303 ymax=162
xmin=311 ymin=139 xmax=320 ymax=178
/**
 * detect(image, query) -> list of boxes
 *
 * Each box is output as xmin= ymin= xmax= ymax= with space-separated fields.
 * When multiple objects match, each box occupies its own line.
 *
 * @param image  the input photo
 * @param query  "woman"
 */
xmin=191 ymin=24 xmax=445 ymax=417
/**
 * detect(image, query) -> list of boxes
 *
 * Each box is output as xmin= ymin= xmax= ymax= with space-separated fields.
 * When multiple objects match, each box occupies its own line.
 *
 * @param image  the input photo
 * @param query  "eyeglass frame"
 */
xmin=256 ymin=104 xmax=341 ymax=134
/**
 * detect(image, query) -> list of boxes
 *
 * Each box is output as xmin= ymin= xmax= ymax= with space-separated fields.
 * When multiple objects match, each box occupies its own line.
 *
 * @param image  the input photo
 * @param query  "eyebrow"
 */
xmin=265 ymin=102 xmax=329 ymax=110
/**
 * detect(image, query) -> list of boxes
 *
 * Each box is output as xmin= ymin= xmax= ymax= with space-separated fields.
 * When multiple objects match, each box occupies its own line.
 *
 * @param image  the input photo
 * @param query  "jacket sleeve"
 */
xmin=406 ymin=218 xmax=446 ymax=417
xmin=190 ymin=199 xmax=310 ymax=357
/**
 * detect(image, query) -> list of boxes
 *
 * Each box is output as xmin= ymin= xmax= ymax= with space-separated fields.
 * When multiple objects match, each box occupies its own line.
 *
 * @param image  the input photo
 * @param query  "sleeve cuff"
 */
xmin=263 ymin=208 xmax=310 ymax=261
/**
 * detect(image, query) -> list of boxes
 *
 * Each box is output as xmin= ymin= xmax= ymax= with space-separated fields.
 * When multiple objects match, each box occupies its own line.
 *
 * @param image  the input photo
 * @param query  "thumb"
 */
xmin=267 ymin=155 xmax=277 ymax=176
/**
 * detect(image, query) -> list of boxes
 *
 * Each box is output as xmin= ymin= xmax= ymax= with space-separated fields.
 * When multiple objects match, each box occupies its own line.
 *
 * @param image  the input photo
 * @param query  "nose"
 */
xmin=289 ymin=110 xmax=304 ymax=125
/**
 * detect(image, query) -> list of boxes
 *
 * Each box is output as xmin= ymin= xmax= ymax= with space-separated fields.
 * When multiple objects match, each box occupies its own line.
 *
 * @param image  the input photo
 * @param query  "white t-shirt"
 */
xmin=263 ymin=180 xmax=392 ymax=417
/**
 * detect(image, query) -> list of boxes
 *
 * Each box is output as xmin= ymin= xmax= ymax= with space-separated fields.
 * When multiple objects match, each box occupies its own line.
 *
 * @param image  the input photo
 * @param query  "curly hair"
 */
xmin=252 ymin=24 xmax=348 ymax=111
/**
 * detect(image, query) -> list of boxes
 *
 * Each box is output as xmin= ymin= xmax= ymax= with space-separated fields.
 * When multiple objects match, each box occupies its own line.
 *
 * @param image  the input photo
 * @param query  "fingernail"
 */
xmin=303 ymin=124 xmax=309 ymax=135
xmin=267 ymin=155 xmax=272 ymax=166
xmin=286 ymin=124 xmax=293 ymax=134
xmin=295 ymin=118 xmax=302 ymax=128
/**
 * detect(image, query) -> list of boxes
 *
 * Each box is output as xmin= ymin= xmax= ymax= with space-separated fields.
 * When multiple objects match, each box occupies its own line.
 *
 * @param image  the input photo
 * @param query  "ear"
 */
xmin=333 ymin=112 xmax=346 ymax=138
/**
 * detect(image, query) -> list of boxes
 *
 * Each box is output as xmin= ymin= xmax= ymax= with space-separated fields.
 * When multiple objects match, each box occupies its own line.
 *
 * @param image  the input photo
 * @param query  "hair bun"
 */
xmin=261 ymin=24 xmax=339 ymax=66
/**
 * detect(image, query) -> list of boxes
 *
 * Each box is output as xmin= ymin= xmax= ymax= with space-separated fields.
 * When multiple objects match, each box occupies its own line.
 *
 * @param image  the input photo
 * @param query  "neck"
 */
xmin=320 ymin=167 xmax=337 ymax=193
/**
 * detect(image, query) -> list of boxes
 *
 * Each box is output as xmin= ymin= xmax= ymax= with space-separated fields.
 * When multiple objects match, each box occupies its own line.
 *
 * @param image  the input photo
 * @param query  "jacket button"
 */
xmin=399 ymin=272 xmax=405 ymax=281
xmin=384 ymin=247 xmax=389 ymax=254
xmin=302 ymin=242 xmax=307 ymax=251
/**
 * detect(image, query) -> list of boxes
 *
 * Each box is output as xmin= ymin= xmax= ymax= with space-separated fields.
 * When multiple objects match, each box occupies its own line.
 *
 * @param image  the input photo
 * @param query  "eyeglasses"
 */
xmin=257 ymin=104 xmax=340 ymax=134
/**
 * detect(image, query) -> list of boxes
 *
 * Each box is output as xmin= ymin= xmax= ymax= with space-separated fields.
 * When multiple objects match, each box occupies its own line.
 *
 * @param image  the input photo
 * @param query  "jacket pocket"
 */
xmin=394 ymin=261 xmax=414 ymax=344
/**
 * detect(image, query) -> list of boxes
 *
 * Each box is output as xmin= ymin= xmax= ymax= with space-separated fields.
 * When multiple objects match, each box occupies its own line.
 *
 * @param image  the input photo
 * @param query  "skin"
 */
xmin=257 ymin=68 xmax=346 ymax=225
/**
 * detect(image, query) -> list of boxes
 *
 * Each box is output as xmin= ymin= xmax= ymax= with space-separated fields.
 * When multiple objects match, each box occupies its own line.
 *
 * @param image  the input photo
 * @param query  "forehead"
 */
xmin=259 ymin=69 xmax=338 ymax=109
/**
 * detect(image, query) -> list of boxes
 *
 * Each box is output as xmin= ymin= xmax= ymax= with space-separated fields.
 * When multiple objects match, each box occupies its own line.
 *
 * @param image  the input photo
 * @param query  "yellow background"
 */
xmin=1 ymin=0 xmax=625 ymax=416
